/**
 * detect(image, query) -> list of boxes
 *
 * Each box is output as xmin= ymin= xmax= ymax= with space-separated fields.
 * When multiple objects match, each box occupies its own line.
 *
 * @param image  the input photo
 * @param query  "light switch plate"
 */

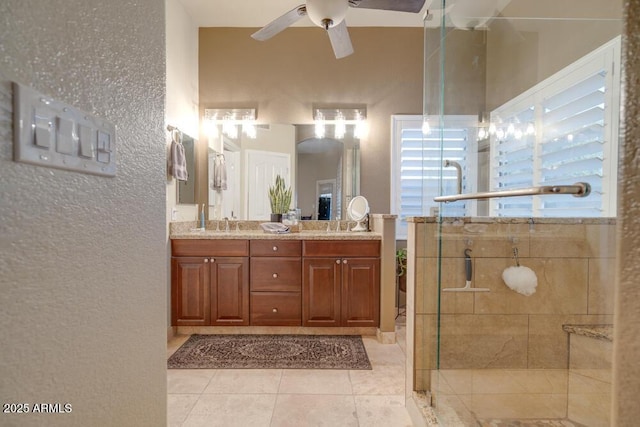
xmin=12 ymin=82 xmax=117 ymax=177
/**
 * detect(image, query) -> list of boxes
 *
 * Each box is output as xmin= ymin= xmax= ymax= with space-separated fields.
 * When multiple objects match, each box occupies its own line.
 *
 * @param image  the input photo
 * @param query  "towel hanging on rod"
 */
xmin=167 ymin=125 xmax=188 ymax=181
xmin=212 ymin=151 xmax=227 ymax=191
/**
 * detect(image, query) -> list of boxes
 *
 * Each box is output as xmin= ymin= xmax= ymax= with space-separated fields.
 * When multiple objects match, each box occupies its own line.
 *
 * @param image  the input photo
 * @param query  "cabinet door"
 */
xmin=341 ymin=257 xmax=380 ymax=327
xmin=210 ymin=257 xmax=249 ymax=326
xmin=302 ymin=258 xmax=341 ymax=327
xmin=172 ymin=257 xmax=210 ymax=326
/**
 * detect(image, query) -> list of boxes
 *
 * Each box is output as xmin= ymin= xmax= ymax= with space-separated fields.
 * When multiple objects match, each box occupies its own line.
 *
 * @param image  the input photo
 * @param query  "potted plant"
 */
xmin=268 ymin=174 xmax=292 ymax=222
xmin=396 ymin=247 xmax=407 ymax=293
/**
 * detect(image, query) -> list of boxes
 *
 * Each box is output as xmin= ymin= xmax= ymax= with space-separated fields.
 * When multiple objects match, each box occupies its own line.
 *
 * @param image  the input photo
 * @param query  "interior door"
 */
xmin=245 ymin=149 xmax=290 ymax=220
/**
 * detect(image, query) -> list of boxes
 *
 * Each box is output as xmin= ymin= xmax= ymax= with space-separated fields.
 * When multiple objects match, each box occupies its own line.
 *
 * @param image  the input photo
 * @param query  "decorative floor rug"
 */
xmin=168 ymin=334 xmax=372 ymax=370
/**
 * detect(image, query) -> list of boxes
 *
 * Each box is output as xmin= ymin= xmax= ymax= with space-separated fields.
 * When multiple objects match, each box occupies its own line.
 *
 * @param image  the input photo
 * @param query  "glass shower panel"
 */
xmin=421 ymin=1 xmax=623 ymax=425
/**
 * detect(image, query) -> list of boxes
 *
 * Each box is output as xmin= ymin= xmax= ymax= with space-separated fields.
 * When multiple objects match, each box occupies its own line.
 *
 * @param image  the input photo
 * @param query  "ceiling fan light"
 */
xmin=307 ymin=0 xmax=349 ymax=29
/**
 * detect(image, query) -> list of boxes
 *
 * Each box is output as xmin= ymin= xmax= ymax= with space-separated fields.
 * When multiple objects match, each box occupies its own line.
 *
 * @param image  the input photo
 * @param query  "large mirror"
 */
xmin=295 ymin=125 xmax=360 ymax=221
xmin=206 ymin=123 xmax=360 ymax=220
xmin=176 ymin=133 xmax=196 ymax=205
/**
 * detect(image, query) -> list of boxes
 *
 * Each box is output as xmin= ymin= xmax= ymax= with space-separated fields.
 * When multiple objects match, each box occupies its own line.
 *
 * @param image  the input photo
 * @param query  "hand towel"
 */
xmin=213 ymin=154 xmax=227 ymax=191
xmin=168 ymin=130 xmax=188 ymax=181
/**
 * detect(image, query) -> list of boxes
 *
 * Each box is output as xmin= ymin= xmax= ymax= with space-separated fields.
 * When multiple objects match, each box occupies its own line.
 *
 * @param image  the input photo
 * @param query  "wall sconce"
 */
xmin=204 ymin=108 xmax=257 ymax=139
xmin=313 ymin=107 xmax=367 ymax=139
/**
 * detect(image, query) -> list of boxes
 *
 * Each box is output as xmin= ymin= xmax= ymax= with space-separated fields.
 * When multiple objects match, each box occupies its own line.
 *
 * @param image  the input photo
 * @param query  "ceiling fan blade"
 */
xmin=327 ymin=20 xmax=354 ymax=59
xmin=349 ymin=0 xmax=426 ymax=13
xmin=251 ymin=5 xmax=307 ymax=41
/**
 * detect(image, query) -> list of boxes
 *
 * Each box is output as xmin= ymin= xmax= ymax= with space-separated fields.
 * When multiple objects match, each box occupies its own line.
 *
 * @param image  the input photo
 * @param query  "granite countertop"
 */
xmin=563 ymin=324 xmax=614 ymax=342
xmin=170 ymin=229 xmax=381 ymax=240
xmin=170 ymin=221 xmax=381 ymax=240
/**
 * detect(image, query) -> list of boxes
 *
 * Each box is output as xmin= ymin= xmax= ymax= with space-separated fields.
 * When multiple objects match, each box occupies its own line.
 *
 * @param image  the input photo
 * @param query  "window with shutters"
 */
xmin=391 ymin=115 xmax=478 ymax=239
xmin=490 ymin=36 xmax=621 ymax=217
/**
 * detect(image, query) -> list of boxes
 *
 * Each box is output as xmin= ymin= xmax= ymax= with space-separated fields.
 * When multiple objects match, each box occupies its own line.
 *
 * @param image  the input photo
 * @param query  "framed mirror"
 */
xmin=203 ymin=123 xmax=360 ymax=220
xmin=176 ymin=133 xmax=196 ymax=205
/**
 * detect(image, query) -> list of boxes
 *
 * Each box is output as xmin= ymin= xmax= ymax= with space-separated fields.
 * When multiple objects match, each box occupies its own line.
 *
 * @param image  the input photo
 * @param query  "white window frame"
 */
xmin=391 ymin=115 xmax=478 ymax=239
xmin=490 ymin=36 xmax=621 ymax=217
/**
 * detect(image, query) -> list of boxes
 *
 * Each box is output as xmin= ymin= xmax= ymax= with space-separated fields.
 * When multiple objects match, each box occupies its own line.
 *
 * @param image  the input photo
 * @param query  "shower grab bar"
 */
xmin=434 ymin=182 xmax=591 ymax=203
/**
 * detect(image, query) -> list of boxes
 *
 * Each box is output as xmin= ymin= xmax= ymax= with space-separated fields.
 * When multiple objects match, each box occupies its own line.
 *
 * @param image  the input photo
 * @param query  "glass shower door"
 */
xmin=421 ymin=1 xmax=623 ymax=425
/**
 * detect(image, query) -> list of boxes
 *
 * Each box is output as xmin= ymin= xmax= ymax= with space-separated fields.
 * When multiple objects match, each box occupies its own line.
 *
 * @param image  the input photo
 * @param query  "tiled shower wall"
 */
xmin=411 ymin=218 xmax=615 ymax=388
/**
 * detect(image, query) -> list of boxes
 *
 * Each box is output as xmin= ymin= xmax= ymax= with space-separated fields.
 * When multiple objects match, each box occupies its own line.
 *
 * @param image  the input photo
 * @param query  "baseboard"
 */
xmin=175 ymin=326 xmax=378 ymax=336
xmin=167 ymin=326 xmax=176 ymax=341
xmin=376 ymin=329 xmax=397 ymax=344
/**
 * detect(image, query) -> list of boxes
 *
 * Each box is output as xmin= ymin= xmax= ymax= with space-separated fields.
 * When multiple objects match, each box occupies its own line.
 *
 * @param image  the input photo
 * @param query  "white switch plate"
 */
xmin=12 ymin=82 xmax=117 ymax=177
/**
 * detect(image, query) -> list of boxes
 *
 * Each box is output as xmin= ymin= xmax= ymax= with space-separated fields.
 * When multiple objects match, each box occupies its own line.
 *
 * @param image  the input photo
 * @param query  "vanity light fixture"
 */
xmin=204 ymin=108 xmax=257 ymax=139
xmin=312 ymin=107 xmax=367 ymax=140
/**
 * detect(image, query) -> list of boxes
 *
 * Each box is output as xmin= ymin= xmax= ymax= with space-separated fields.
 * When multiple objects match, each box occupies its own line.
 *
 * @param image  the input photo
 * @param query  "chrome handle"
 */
xmin=272 ymin=273 xmax=278 ymax=278
xmin=272 ymin=246 xmax=278 ymax=251
xmin=272 ymin=308 xmax=278 ymax=313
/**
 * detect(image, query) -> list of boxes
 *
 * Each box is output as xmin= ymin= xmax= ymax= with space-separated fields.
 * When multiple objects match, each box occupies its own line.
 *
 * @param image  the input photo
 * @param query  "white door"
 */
xmin=245 ymin=150 xmax=291 ymax=220
xmin=222 ymin=150 xmax=241 ymax=219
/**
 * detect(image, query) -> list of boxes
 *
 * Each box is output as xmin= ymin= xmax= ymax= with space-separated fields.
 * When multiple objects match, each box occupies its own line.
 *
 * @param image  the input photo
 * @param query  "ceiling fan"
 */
xmin=251 ymin=0 xmax=427 ymax=59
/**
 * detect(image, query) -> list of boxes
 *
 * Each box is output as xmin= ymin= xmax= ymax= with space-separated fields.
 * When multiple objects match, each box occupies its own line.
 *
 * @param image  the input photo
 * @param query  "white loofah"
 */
xmin=502 ymin=265 xmax=538 ymax=296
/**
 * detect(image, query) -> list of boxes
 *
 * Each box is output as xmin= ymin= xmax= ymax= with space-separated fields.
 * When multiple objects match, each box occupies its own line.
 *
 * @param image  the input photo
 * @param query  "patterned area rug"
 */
xmin=168 ymin=334 xmax=372 ymax=370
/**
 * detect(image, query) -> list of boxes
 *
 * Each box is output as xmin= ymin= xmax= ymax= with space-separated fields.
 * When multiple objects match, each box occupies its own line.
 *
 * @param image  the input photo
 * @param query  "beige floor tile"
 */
xmin=460 ymin=393 xmax=567 ymax=419
xmin=167 ymin=394 xmax=199 ymax=427
xmin=270 ymin=394 xmax=358 ymax=427
xmin=184 ymin=394 xmax=276 ymax=427
xmin=278 ymin=369 xmax=353 ymax=394
xmin=362 ymin=336 xmax=406 ymax=366
xmin=203 ymin=369 xmax=282 ymax=394
xmin=167 ymin=334 xmax=190 ymax=358
xmin=354 ymin=395 xmax=413 ymax=427
xmin=568 ymin=372 xmax=611 ymax=427
xmin=350 ymin=365 xmax=405 ymax=395
xmin=167 ymin=369 xmax=216 ymax=394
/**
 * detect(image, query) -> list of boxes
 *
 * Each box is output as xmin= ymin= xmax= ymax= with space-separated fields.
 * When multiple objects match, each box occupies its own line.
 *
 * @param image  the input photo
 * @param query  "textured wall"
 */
xmin=613 ymin=0 xmax=640 ymax=424
xmin=0 ymin=1 xmax=167 ymax=426
xmin=198 ymin=27 xmax=424 ymax=215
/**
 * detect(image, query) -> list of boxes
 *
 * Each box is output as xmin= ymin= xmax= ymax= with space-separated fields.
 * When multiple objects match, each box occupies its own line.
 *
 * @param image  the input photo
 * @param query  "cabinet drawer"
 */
xmin=250 ymin=257 xmax=301 ymax=291
xmin=250 ymin=292 xmax=301 ymax=326
xmin=303 ymin=240 xmax=380 ymax=257
xmin=251 ymin=240 xmax=301 ymax=257
xmin=172 ymin=239 xmax=249 ymax=257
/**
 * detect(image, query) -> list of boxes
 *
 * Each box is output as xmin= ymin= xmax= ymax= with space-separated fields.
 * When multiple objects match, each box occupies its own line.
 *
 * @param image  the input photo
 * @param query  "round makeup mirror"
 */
xmin=347 ymin=195 xmax=370 ymax=232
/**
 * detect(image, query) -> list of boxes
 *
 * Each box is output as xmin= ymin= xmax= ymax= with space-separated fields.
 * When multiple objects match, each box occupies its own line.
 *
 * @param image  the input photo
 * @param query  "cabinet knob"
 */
xmin=336 ymin=259 xmax=341 ymax=264
xmin=272 ymin=246 xmax=278 ymax=251
xmin=204 ymin=259 xmax=209 ymax=263
xmin=343 ymin=259 xmax=348 ymax=264
xmin=272 ymin=273 xmax=278 ymax=279
xmin=211 ymin=258 xmax=215 ymax=263
xmin=272 ymin=308 xmax=278 ymax=313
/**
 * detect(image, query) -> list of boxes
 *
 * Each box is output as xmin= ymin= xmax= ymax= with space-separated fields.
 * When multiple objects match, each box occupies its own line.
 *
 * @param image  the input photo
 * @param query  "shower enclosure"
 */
xmin=409 ymin=0 xmax=623 ymax=425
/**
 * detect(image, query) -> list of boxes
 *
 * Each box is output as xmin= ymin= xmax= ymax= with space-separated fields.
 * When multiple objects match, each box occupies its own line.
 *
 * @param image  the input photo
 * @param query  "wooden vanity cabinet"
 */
xmin=171 ymin=240 xmax=249 ymax=326
xmin=302 ymin=240 xmax=380 ymax=327
xmin=249 ymin=240 xmax=302 ymax=326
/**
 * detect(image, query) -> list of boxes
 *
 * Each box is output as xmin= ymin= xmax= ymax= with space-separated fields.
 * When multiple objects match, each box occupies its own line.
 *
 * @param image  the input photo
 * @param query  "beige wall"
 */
xmin=197 ymin=27 xmax=423 ymax=215
xmin=166 ymin=0 xmax=200 ymax=327
xmin=486 ymin=0 xmax=623 ymax=109
xmin=0 ymin=0 xmax=167 ymax=426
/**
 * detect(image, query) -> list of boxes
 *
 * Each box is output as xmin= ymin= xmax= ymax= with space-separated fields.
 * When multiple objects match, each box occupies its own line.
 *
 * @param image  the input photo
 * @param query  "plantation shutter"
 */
xmin=490 ymin=36 xmax=620 ymax=217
